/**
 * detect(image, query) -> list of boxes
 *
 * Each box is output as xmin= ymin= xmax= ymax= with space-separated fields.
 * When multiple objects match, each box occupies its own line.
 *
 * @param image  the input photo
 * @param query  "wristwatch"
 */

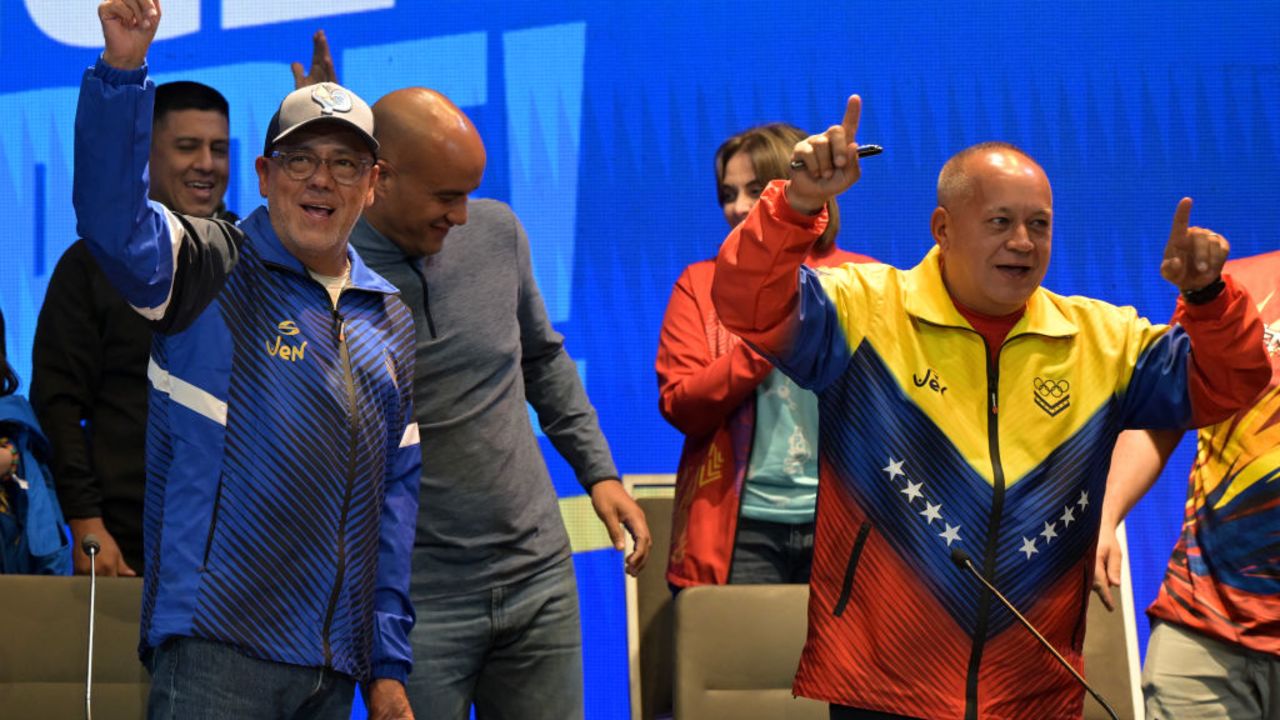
xmin=1181 ymin=277 xmax=1225 ymax=305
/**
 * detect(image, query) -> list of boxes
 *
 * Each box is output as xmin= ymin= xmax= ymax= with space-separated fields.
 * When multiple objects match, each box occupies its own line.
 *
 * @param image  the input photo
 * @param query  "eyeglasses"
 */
xmin=269 ymin=150 xmax=373 ymax=185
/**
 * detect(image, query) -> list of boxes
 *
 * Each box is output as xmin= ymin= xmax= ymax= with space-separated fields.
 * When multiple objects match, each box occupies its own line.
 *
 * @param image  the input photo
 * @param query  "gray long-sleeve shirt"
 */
xmin=349 ymin=200 xmax=617 ymax=595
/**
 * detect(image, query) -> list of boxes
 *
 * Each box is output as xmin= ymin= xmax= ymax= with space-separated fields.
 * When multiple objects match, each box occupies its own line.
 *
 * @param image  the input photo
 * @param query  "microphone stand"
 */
xmin=950 ymin=548 xmax=1119 ymax=720
xmin=82 ymin=535 xmax=101 ymax=720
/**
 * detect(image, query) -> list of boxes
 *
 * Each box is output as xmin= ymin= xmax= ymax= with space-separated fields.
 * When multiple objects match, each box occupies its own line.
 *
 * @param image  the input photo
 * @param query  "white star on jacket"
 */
xmin=1022 ymin=487 xmax=1089 ymax=565
xmin=883 ymin=458 xmax=905 ymax=482
xmin=883 ymin=457 xmax=962 ymax=550
xmin=1040 ymin=521 xmax=1058 ymax=543
xmin=1020 ymin=537 xmax=1039 ymax=559
xmin=901 ymin=480 xmax=924 ymax=503
xmin=939 ymin=524 xmax=961 ymax=546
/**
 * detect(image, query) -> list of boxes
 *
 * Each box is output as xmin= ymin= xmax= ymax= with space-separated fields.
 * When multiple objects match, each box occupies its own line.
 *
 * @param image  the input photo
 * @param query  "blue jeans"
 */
xmin=147 ymin=636 xmax=354 ymax=720
xmin=406 ymin=553 xmax=584 ymax=720
xmin=728 ymin=516 xmax=815 ymax=584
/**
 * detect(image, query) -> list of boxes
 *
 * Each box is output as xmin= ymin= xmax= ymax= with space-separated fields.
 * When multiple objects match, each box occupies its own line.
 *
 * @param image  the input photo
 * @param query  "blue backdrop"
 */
xmin=2 ymin=1 xmax=1278 ymax=717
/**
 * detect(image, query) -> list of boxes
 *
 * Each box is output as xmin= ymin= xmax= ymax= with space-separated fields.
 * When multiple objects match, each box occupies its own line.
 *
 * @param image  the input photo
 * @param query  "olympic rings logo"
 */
xmin=1033 ymin=377 xmax=1070 ymax=398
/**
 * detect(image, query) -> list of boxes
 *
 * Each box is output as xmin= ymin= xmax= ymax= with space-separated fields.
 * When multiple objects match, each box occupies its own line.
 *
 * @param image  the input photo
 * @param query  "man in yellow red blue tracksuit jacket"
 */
xmin=711 ymin=95 xmax=1270 ymax=719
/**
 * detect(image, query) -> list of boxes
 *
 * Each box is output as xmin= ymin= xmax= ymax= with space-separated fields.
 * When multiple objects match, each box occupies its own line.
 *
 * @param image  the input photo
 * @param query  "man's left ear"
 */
xmin=363 ymin=163 xmax=380 ymax=207
xmin=930 ymin=206 xmax=949 ymax=249
xmin=255 ymin=156 xmax=270 ymax=198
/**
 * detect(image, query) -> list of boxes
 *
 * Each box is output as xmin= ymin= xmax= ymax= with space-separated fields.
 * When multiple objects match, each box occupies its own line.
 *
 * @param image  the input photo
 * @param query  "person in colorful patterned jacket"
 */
xmin=74 ymin=3 xmax=418 ymax=718
xmin=711 ymin=94 xmax=1270 ymax=719
xmin=1097 ymin=250 xmax=1280 ymax=719
xmin=658 ymin=123 xmax=875 ymax=588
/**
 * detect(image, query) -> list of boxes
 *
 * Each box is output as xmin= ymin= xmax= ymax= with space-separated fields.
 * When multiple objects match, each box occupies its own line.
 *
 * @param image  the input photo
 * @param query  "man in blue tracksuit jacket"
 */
xmin=73 ymin=4 xmax=419 ymax=718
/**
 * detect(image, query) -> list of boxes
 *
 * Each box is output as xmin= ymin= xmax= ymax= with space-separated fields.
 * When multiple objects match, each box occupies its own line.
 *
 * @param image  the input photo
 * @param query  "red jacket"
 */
xmin=657 ymin=244 xmax=875 ymax=588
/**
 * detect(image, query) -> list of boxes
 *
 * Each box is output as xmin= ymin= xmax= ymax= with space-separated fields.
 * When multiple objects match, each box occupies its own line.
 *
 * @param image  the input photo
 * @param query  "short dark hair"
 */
xmin=154 ymin=81 xmax=229 ymax=126
xmin=0 ymin=310 xmax=18 ymax=397
xmin=715 ymin=123 xmax=841 ymax=251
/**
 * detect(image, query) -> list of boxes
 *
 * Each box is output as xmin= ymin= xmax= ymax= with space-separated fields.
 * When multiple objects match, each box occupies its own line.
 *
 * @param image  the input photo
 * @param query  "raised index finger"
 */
xmin=1166 ymin=196 xmax=1193 ymax=255
xmin=313 ymin=31 xmax=332 ymax=67
xmin=842 ymin=94 xmax=862 ymax=141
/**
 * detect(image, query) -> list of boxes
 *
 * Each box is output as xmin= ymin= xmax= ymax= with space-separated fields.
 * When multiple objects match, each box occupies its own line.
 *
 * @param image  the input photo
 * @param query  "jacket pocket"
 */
xmin=832 ymin=521 xmax=872 ymax=617
xmin=200 ymin=475 xmax=226 ymax=569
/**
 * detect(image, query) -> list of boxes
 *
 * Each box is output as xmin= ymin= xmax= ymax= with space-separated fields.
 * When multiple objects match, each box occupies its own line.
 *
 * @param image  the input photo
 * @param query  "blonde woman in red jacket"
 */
xmin=657 ymin=124 xmax=876 ymax=588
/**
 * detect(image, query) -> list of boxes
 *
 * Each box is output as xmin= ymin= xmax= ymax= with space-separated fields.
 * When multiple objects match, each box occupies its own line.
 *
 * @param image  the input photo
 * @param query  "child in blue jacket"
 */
xmin=0 ymin=309 xmax=71 ymax=574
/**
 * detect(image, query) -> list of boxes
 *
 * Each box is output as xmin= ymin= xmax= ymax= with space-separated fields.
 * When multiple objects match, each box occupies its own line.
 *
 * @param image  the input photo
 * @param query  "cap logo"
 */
xmin=310 ymin=84 xmax=353 ymax=116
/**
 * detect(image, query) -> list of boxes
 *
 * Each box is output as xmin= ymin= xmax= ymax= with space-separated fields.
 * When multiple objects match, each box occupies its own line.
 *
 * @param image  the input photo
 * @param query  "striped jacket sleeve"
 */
xmin=1119 ymin=276 xmax=1269 ymax=430
xmin=711 ymin=180 xmax=870 ymax=392
xmin=73 ymin=57 xmax=239 ymax=335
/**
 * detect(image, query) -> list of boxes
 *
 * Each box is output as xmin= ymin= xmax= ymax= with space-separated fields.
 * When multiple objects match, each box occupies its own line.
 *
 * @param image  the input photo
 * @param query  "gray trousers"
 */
xmin=1144 ymin=620 xmax=1280 ymax=719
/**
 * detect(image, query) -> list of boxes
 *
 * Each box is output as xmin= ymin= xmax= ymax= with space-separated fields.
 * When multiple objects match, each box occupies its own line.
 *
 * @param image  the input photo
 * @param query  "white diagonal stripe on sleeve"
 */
xmin=147 ymin=356 xmax=227 ymax=426
xmin=400 ymin=422 xmax=420 ymax=448
xmin=130 ymin=206 xmax=185 ymax=321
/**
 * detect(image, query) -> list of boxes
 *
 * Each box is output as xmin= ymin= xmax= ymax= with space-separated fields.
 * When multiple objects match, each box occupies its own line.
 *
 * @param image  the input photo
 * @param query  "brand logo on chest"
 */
xmin=913 ymin=368 xmax=948 ymax=396
xmin=267 ymin=320 xmax=308 ymax=362
xmin=1033 ymin=377 xmax=1070 ymax=416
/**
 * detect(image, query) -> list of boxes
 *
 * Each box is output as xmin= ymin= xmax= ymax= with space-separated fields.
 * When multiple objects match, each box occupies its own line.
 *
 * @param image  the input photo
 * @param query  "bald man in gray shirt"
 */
xmin=348 ymin=86 xmax=651 ymax=720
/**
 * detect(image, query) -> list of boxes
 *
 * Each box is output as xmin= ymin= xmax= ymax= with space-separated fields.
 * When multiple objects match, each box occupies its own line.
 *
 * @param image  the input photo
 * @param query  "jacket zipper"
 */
xmin=200 ymin=476 xmax=226 ymax=568
xmin=320 ymin=306 xmax=359 ymax=667
xmin=963 ymin=339 xmax=1008 ymax=720
xmin=408 ymin=258 xmax=438 ymax=339
xmin=725 ymin=397 xmax=758 ymax=581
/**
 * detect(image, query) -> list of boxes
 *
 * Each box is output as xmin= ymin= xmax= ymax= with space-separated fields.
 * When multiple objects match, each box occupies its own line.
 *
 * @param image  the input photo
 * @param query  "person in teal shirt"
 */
xmin=659 ymin=123 xmax=876 ymax=587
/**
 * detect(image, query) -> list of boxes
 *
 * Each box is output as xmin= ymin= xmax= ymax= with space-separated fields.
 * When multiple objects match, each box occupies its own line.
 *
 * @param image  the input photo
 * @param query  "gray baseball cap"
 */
xmin=263 ymin=82 xmax=378 ymax=156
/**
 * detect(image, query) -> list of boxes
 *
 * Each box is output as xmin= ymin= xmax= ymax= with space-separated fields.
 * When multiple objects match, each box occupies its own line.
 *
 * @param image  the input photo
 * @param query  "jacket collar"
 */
xmin=902 ymin=246 xmax=1077 ymax=339
xmin=239 ymin=207 xmax=398 ymax=296
xmin=349 ymin=216 xmax=412 ymax=267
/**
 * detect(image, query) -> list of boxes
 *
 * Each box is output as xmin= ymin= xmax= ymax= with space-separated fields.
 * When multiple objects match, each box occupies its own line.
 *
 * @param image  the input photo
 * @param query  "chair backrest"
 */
xmin=673 ymin=574 xmax=1142 ymax=720
xmin=0 ymin=575 xmax=148 ymax=719
xmin=673 ymin=583 xmax=825 ymax=719
xmin=669 ymin=527 xmax=1144 ymax=720
xmin=624 ymin=475 xmax=676 ymax=720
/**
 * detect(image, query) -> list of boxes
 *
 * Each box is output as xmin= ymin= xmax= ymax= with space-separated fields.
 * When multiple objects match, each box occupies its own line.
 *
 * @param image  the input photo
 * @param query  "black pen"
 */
xmin=789 ymin=144 xmax=884 ymax=169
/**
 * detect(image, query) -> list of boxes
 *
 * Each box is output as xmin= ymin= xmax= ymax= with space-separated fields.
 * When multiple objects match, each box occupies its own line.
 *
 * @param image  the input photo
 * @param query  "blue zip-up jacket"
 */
xmin=72 ymin=58 xmax=420 ymax=684
xmin=0 ymin=394 xmax=73 ymax=575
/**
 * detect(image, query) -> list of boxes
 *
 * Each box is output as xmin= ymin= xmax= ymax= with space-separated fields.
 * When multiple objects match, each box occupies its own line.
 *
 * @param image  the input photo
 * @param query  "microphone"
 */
xmin=949 ymin=547 xmax=1118 ymax=720
xmin=82 ymin=534 xmax=101 ymax=720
